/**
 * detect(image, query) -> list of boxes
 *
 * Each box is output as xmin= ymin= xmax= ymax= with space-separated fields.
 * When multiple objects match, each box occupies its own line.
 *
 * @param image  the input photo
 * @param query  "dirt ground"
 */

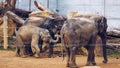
xmin=0 ymin=50 xmax=120 ymax=68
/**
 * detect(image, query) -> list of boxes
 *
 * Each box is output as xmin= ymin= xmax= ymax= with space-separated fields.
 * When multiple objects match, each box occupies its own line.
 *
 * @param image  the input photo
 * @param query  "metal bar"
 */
xmin=56 ymin=0 xmax=59 ymax=12
xmin=107 ymin=18 xmax=120 ymax=20
xmin=104 ymin=0 xmax=106 ymax=16
xmin=47 ymin=0 xmax=49 ymax=8
xmin=29 ymin=0 xmax=31 ymax=11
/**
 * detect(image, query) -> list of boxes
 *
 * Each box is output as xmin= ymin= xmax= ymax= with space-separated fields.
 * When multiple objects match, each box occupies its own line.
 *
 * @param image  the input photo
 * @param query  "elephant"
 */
xmin=15 ymin=25 xmax=60 ymax=58
xmin=73 ymin=14 xmax=108 ymax=63
xmin=23 ymin=13 xmax=66 ymax=57
xmin=6 ymin=11 xmax=65 ymax=57
xmin=61 ymin=16 xmax=107 ymax=67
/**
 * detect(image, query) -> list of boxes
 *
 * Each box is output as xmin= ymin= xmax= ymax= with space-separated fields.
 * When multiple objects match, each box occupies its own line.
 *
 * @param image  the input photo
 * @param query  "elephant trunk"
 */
xmin=50 ymin=34 xmax=61 ymax=43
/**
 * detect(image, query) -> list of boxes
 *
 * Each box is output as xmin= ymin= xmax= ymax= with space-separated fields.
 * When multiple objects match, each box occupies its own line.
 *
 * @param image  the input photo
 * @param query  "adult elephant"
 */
xmin=15 ymin=25 xmax=60 ymax=58
xmin=24 ymin=12 xmax=66 ymax=57
xmin=61 ymin=16 xmax=106 ymax=67
xmin=74 ymin=14 xmax=108 ymax=63
xmin=6 ymin=11 xmax=66 ymax=57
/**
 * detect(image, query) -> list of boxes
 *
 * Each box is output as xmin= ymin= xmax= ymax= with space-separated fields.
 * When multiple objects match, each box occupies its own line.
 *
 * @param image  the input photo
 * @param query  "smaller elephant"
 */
xmin=15 ymin=25 xmax=59 ymax=58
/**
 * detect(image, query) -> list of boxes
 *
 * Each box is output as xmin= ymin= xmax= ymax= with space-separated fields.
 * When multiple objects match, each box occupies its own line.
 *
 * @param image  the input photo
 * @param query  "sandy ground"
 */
xmin=0 ymin=50 xmax=120 ymax=68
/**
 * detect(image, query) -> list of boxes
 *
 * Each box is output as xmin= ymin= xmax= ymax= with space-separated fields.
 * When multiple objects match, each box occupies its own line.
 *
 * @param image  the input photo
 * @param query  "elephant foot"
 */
xmin=66 ymin=63 xmax=70 ymax=67
xmin=16 ymin=53 xmax=20 ymax=57
xmin=28 ymin=53 xmax=34 ymax=56
xmin=86 ymin=62 xmax=96 ymax=66
xmin=86 ymin=62 xmax=92 ymax=66
xmin=35 ymin=54 xmax=40 ymax=58
xmin=48 ymin=55 xmax=52 ymax=58
xmin=92 ymin=62 xmax=96 ymax=65
xmin=48 ymin=54 xmax=54 ymax=58
xmin=21 ymin=55 xmax=27 ymax=58
xmin=103 ymin=60 xmax=108 ymax=63
xmin=70 ymin=63 xmax=78 ymax=68
xmin=70 ymin=65 xmax=78 ymax=68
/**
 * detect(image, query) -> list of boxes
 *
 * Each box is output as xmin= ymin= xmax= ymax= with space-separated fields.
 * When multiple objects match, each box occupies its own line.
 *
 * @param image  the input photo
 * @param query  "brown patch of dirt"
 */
xmin=0 ymin=50 xmax=120 ymax=68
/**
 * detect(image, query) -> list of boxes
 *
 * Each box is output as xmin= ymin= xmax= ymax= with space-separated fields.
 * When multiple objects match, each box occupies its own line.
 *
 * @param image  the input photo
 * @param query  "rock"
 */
xmin=81 ymin=66 xmax=101 ymax=68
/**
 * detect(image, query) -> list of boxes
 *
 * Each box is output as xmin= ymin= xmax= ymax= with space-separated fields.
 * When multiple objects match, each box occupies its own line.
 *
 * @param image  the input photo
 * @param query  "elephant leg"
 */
xmin=42 ymin=42 xmax=49 ymax=52
xmin=86 ymin=46 xmax=91 ymax=65
xmin=20 ymin=46 xmax=27 ymax=58
xmin=16 ymin=43 xmax=26 ymax=58
xmin=86 ymin=36 xmax=96 ymax=66
xmin=16 ymin=47 xmax=20 ymax=57
xmin=31 ymin=35 xmax=40 ymax=58
xmin=70 ymin=47 xmax=78 ymax=68
xmin=25 ymin=45 xmax=33 ymax=56
xmin=66 ymin=48 xmax=70 ymax=67
xmin=86 ymin=46 xmax=96 ymax=66
xmin=101 ymin=34 xmax=108 ymax=63
xmin=91 ymin=46 xmax=96 ymax=65
xmin=39 ymin=44 xmax=43 ymax=53
xmin=16 ymin=35 xmax=26 ymax=57
xmin=48 ymin=43 xmax=54 ymax=58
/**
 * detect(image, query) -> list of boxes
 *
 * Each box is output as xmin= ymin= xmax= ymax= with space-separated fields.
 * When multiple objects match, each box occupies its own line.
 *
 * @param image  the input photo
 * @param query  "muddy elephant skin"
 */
xmin=61 ymin=17 xmax=99 ymax=67
xmin=15 ymin=25 xmax=59 ymax=58
xmin=74 ymin=15 xmax=108 ymax=63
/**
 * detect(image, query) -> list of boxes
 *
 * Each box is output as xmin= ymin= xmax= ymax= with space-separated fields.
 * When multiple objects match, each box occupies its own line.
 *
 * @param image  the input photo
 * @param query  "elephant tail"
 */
xmin=61 ymin=44 xmax=64 ymax=61
xmin=62 ymin=46 xmax=65 ymax=61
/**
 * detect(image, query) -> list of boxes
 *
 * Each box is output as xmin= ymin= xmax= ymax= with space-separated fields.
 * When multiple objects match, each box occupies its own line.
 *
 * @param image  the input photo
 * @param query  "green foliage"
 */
xmin=0 ymin=46 xmax=16 ymax=51
xmin=107 ymin=52 xmax=120 ymax=58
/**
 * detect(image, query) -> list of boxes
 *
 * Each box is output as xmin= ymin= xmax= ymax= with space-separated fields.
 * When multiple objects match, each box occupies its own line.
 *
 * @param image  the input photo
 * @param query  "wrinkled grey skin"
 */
xmin=74 ymin=15 xmax=108 ymax=63
xmin=24 ymin=14 xmax=65 ymax=35
xmin=24 ymin=14 xmax=66 ymax=57
xmin=15 ymin=25 xmax=59 ymax=58
xmin=92 ymin=16 xmax=108 ymax=63
xmin=61 ymin=17 xmax=100 ymax=68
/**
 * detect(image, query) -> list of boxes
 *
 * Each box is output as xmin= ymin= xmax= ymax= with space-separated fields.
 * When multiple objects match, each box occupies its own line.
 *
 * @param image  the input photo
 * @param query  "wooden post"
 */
xmin=3 ymin=15 xmax=8 ymax=49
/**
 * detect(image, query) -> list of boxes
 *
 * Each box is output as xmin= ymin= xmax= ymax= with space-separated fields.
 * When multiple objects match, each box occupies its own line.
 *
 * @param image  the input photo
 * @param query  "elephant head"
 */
xmin=39 ymin=29 xmax=60 ymax=43
xmin=87 ymin=15 xmax=107 ymax=34
xmin=48 ymin=13 xmax=66 ymax=34
xmin=39 ymin=29 xmax=60 ymax=52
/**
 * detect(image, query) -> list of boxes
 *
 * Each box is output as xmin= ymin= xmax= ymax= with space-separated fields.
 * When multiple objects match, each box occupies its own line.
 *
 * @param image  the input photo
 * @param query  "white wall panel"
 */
xmin=58 ymin=0 xmax=104 ymax=15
